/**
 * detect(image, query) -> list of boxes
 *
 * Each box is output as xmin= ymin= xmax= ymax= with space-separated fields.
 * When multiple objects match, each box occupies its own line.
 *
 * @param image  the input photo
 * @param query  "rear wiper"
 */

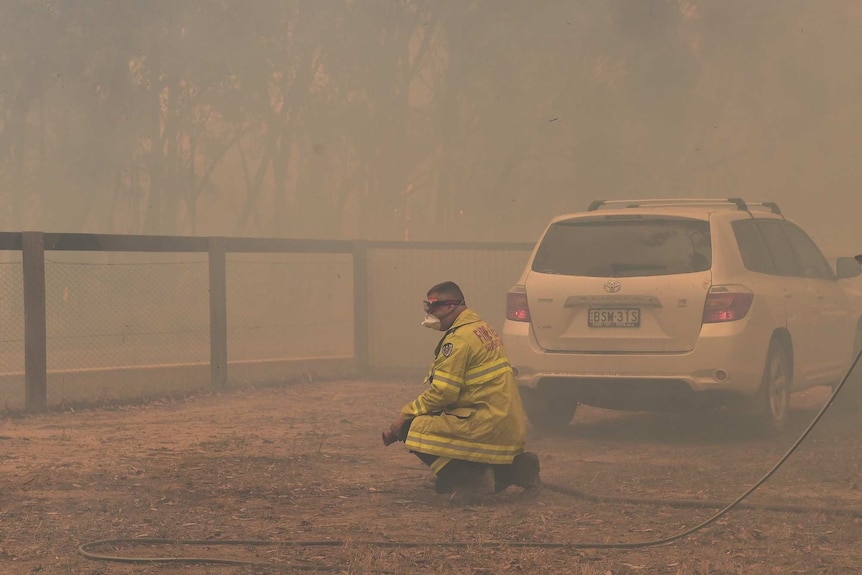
xmin=611 ymin=263 xmax=668 ymax=272
xmin=609 ymin=263 xmax=668 ymax=277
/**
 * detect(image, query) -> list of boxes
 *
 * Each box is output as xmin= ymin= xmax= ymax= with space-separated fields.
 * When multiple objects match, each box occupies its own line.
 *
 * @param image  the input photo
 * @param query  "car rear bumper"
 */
xmin=503 ymin=319 xmax=771 ymax=401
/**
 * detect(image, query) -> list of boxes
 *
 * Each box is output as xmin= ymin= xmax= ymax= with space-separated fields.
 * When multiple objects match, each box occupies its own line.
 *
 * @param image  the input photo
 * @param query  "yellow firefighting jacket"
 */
xmin=400 ymin=309 xmax=527 ymax=466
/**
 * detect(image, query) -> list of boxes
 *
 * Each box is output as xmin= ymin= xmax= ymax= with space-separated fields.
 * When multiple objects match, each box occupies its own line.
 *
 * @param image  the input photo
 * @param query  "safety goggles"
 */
xmin=422 ymin=299 xmax=463 ymax=313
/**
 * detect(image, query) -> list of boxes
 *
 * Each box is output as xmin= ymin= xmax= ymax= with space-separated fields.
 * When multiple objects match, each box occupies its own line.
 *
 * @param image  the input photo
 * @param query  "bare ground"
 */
xmin=1 ymin=378 xmax=861 ymax=575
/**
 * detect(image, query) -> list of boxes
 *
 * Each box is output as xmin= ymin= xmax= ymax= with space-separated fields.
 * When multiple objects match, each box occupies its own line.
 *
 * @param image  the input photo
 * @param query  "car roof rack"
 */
xmin=587 ymin=198 xmax=782 ymax=215
xmin=748 ymin=201 xmax=783 ymax=216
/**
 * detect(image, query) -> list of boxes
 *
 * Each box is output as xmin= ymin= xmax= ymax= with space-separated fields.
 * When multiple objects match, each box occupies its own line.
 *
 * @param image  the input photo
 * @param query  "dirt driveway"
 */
xmin=1 ymin=378 xmax=861 ymax=574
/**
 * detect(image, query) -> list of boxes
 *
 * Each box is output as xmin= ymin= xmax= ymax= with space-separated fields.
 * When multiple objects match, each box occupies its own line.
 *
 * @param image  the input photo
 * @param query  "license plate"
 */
xmin=588 ymin=308 xmax=640 ymax=328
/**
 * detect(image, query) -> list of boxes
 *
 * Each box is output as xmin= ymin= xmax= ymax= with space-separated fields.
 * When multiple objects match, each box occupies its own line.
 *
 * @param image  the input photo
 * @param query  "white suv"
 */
xmin=503 ymin=198 xmax=862 ymax=433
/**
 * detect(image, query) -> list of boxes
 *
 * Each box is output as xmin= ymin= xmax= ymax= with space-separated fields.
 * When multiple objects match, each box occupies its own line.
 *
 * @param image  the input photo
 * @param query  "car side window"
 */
xmin=755 ymin=220 xmax=801 ymax=277
xmin=732 ymin=220 xmax=774 ymax=274
xmin=780 ymin=222 xmax=835 ymax=280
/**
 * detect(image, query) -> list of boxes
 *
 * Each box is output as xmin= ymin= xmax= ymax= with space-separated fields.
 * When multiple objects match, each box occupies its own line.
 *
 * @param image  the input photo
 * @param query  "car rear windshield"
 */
xmin=531 ymin=217 xmax=712 ymax=277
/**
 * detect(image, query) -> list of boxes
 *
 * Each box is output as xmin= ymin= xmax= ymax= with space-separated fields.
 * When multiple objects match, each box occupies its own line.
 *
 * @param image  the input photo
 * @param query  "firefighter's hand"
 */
xmin=382 ymin=416 xmax=409 ymax=446
xmin=381 ymin=430 xmax=398 ymax=446
xmin=390 ymin=416 xmax=408 ymax=437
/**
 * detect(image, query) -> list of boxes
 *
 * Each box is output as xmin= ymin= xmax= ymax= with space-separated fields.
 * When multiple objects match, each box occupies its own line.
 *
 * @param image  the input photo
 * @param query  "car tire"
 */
xmin=521 ymin=389 xmax=578 ymax=432
xmin=752 ymin=340 xmax=792 ymax=434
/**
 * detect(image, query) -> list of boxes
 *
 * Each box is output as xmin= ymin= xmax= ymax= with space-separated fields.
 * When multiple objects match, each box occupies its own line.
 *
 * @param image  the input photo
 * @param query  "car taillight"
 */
xmin=506 ymin=289 xmax=531 ymax=322
xmin=702 ymin=286 xmax=754 ymax=323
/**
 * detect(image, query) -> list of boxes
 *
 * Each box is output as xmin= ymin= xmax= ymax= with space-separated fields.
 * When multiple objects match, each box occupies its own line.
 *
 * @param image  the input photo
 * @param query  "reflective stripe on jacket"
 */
xmin=401 ymin=309 xmax=527 ymax=465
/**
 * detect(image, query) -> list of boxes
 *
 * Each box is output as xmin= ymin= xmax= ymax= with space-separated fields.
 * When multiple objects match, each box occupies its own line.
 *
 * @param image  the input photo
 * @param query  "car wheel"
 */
xmin=521 ymin=389 xmax=578 ymax=432
xmin=753 ymin=340 xmax=792 ymax=434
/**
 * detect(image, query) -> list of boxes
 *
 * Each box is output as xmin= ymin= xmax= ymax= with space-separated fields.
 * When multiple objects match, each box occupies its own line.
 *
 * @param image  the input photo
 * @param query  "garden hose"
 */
xmin=79 ymin=345 xmax=862 ymax=569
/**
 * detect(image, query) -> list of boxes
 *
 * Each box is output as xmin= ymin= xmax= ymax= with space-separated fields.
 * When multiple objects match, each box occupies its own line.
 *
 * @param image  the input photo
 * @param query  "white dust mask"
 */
xmin=421 ymin=313 xmax=443 ymax=330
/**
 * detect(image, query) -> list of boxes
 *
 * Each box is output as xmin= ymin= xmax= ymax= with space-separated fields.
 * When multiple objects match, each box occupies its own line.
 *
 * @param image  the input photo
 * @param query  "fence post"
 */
xmin=352 ymin=240 xmax=369 ymax=375
xmin=208 ymin=237 xmax=228 ymax=390
xmin=22 ymin=232 xmax=47 ymax=412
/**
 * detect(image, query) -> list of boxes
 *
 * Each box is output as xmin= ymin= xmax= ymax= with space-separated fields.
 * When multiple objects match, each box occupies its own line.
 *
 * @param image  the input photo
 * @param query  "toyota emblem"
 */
xmin=603 ymin=280 xmax=621 ymax=293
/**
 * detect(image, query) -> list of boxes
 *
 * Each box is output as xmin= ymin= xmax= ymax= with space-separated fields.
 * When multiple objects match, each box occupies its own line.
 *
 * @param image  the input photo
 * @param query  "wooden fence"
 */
xmin=0 ymin=231 xmax=533 ymax=412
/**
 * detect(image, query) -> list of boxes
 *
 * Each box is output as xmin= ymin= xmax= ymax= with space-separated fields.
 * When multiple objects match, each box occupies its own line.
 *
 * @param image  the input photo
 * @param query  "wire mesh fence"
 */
xmin=44 ymin=253 xmax=210 ymax=370
xmin=0 ymin=255 xmax=24 ymax=383
xmin=0 ymin=234 xmax=531 ymax=411
xmin=0 ymin=250 xmax=355 ymax=410
xmin=225 ymin=253 xmax=354 ymax=362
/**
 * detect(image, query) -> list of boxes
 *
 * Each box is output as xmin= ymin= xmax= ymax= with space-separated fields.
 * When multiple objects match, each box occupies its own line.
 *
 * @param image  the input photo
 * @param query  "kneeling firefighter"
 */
xmin=385 ymin=281 xmax=540 ymax=499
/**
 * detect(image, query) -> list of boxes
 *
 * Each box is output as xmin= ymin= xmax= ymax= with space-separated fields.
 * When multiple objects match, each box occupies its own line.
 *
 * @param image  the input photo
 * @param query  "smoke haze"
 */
xmin=0 ymin=1 xmax=859 ymax=255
